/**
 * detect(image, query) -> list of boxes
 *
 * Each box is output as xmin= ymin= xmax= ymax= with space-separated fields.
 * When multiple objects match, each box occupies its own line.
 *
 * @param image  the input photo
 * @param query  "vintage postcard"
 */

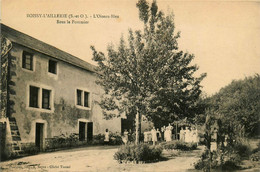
xmin=1 ymin=0 xmax=260 ymax=171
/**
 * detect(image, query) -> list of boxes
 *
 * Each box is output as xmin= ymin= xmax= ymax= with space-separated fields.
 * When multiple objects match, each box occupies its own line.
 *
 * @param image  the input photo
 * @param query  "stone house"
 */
xmin=0 ymin=24 xmax=126 ymax=152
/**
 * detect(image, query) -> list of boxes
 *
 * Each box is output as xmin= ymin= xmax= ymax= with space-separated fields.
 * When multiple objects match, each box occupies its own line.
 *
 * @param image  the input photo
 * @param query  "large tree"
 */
xmin=206 ymin=74 xmax=260 ymax=137
xmin=91 ymin=0 xmax=206 ymax=143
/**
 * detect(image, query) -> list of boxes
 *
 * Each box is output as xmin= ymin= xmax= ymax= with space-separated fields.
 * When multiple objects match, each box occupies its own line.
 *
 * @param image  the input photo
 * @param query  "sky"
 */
xmin=1 ymin=0 xmax=260 ymax=95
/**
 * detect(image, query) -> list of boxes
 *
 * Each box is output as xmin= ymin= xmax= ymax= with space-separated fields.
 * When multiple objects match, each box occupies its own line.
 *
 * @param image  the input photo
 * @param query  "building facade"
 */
xmin=1 ymin=24 xmax=123 ymax=152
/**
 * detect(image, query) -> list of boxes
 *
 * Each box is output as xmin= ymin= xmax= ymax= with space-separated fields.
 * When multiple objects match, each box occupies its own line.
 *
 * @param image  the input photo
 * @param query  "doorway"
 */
xmin=35 ymin=123 xmax=44 ymax=150
xmin=79 ymin=121 xmax=86 ymax=141
xmin=87 ymin=122 xmax=93 ymax=142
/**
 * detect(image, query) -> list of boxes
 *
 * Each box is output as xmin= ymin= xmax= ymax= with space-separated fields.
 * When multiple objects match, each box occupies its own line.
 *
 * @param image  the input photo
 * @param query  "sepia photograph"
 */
xmin=1 ymin=0 xmax=260 ymax=171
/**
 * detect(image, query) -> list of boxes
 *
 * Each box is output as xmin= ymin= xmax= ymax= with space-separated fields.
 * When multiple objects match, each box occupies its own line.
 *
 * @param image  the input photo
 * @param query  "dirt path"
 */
xmin=0 ymin=145 xmax=204 ymax=172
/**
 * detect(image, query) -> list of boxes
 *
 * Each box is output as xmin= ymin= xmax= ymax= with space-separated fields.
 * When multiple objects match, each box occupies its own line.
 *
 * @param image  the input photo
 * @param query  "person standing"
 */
xmin=144 ymin=130 xmax=149 ymax=143
xmin=104 ymin=129 xmax=110 ymax=145
xmin=180 ymin=127 xmax=184 ymax=142
xmin=123 ymin=129 xmax=129 ymax=144
xmin=151 ymin=127 xmax=157 ymax=145
xmin=167 ymin=123 xmax=173 ymax=142
xmin=156 ymin=128 xmax=161 ymax=141
xmin=161 ymin=126 xmax=166 ymax=141
xmin=165 ymin=127 xmax=170 ymax=142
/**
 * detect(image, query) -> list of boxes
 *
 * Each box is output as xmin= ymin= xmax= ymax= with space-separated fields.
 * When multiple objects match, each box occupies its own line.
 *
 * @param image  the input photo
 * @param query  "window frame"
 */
xmin=84 ymin=91 xmax=90 ymax=108
xmin=27 ymin=84 xmax=54 ymax=113
xmin=48 ymin=59 xmax=57 ymax=74
xmin=77 ymin=89 xmax=83 ymax=106
xmin=42 ymin=89 xmax=51 ymax=110
xmin=29 ymin=86 xmax=39 ymax=108
xmin=22 ymin=51 xmax=34 ymax=71
xmin=75 ymin=88 xmax=91 ymax=110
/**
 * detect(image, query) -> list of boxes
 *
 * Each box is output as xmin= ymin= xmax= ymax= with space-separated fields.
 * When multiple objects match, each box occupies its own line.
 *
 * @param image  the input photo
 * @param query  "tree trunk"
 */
xmin=135 ymin=111 xmax=141 ymax=144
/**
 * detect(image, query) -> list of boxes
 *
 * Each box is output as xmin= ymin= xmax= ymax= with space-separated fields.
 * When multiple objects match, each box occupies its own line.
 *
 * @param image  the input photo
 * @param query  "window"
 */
xmin=76 ymin=89 xmax=90 ymax=108
xmin=42 ymin=89 xmax=51 ymax=109
xmin=48 ymin=60 xmax=57 ymax=74
xmin=28 ymin=85 xmax=53 ymax=111
xmin=77 ymin=89 xmax=82 ymax=105
xmin=22 ymin=51 xmax=33 ymax=70
xmin=29 ymin=86 xmax=39 ymax=108
xmin=84 ymin=92 xmax=89 ymax=107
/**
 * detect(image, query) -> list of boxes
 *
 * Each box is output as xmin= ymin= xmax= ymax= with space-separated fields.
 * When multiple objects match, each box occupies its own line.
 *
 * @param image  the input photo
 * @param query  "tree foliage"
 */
xmin=91 ymin=0 xmax=206 ymax=129
xmin=206 ymin=75 xmax=260 ymax=137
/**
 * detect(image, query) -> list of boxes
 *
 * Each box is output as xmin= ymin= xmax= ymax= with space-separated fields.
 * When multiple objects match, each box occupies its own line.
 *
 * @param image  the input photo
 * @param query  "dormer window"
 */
xmin=22 ymin=51 xmax=33 ymax=70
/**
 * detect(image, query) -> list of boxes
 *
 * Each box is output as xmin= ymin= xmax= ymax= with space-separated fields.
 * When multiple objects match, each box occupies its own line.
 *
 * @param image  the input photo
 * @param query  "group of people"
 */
xmin=144 ymin=124 xmax=199 ymax=145
xmin=144 ymin=124 xmax=174 ymax=145
xmin=180 ymin=127 xmax=199 ymax=143
xmin=105 ymin=125 xmax=199 ymax=145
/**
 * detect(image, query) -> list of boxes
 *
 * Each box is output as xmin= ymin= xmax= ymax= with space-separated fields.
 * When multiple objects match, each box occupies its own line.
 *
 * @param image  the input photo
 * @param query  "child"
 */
xmin=104 ymin=129 xmax=109 ymax=145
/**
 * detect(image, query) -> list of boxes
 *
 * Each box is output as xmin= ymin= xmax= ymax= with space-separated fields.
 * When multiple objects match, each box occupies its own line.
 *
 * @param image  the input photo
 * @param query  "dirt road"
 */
xmin=0 ymin=145 xmax=203 ymax=172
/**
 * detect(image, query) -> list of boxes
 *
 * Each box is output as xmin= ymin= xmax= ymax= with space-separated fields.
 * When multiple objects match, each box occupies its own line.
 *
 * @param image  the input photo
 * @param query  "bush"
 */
xmin=194 ymin=144 xmax=243 ymax=171
xmin=21 ymin=143 xmax=39 ymax=155
xmin=194 ymin=149 xmax=241 ymax=171
xmin=252 ymin=141 xmax=260 ymax=153
xmin=114 ymin=143 xmax=162 ymax=163
xmin=233 ymin=142 xmax=251 ymax=159
xmin=250 ymin=151 xmax=260 ymax=161
xmin=90 ymin=133 xmax=123 ymax=145
xmin=91 ymin=134 xmax=105 ymax=145
xmin=194 ymin=149 xmax=211 ymax=171
xmin=1 ymin=144 xmax=14 ymax=160
xmin=45 ymin=133 xmax=87 ymax=150
xmin=160 ymin=141 xmax=197 ymax=151
xmin=109 ymin=132 xmax=123 ymax=145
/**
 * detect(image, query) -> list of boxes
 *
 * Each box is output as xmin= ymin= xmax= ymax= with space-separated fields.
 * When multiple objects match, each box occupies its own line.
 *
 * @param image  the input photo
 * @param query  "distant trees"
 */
xmin=91 ymin=0 xmax=206 ymax=143
xmin=205 ymin=74 xmax=260 ymax=137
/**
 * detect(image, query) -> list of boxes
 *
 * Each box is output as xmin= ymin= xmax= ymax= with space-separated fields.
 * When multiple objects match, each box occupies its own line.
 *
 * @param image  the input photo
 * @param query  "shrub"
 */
xmin=1 ymin=144 xmax=13 ymax=160
xmin=91 ymin=134 xmax=105 ymax=145
xmin=194 ymin=145 xmax=242 ymax=171
xmin=21 ymin=143 xmax=39 ymax=155
xmin=160 ymin=141 xmax=176 ymax=150
xmin=252 ymin=141 xmax=260 ymax=153
xmin=194 ymin=149 xmax=211 ymax=171
xmin=45 ymin=133 xmax=87 ymax=150
xmin=109 ymin=132 xmax=123 ymax=145
xmin=221 ymin=160 xmax=240 ymax=171
xmin=160 ymin=141 xmax=197 ymax=151
xmin=233 ymin=142 xmax=251 ymax=159
xmin=90 ymin=133 xmax=123 ymax=145
xmin=114 ymin=143 xmax=162 ymax=163
xmin=250 ymin=151 xmax=260 ymax=161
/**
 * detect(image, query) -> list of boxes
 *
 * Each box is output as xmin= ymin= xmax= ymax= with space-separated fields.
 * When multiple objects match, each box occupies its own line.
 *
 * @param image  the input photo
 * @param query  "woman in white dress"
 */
xmin=122 ymin=129 xmax=129 ymax=144
xmin=167 ymin=124 xmax=173 ymax=142
xmin=186 ymin=127 xmax=192 ymax=143
xmin=180 ymin=127 xmax=184 ymax=142
xmin=165 ymin=127 xmax=171 ymax=142
xmin=151 ymin=127 xmax=157 ymax=145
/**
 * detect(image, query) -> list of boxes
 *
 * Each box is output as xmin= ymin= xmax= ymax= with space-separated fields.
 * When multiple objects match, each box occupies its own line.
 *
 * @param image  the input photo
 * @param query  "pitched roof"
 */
xmin=1 ymin=23 xmax=96 ymax=73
